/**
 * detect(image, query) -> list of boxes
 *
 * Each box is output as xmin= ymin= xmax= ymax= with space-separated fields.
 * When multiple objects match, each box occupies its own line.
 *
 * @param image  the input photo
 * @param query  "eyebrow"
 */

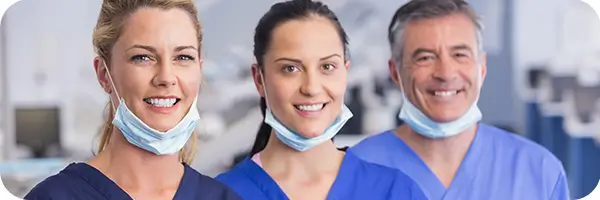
xmin=450 ymin=44 xmax=472 ymax=52
xmin=126 ymin=44 xmax=197 ymax=53
xmin=274 ymin=53 xmax=342 ymax=63
xmin=411 ymin=48 xmax=436 ymax=58
xmin=410 ymin=44 xmax=473 ymax=58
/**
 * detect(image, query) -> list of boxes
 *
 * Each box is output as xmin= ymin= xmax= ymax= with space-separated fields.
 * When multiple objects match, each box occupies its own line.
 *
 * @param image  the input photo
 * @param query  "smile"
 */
xmin=429 ymin=89 xmax=464 ymax=97
xmin=294 ymin=103 xmax=327 ymax=111
xmin=143 ymin=97 xmax=181 ymax=107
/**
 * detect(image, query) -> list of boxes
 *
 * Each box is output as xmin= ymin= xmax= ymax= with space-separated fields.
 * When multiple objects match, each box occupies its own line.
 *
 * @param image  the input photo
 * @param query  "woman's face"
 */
xmin=252 ymin=16 xmax=349 ymax=138
xmin=94 ymin=7 xmax=202 ymax=132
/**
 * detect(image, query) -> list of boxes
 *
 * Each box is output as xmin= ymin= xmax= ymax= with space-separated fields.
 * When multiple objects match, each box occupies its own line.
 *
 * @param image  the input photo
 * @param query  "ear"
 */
xmin=251 ymin=64 xmax=265 ymax=97
xmin=94 ymin=56 xmax=111 ymax=94
xmin=388 ymin=58 xmax=402 ymax=88
xmin=199 ymin=58 xmax=204 ymax=71
xmin=344 ymin=60 xmax=350 ymax=71
xmin=479 ymin=52 xmax=487 ymax=85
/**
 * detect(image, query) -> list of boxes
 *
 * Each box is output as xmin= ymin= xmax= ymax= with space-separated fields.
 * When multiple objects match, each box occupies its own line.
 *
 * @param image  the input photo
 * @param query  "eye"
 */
xmin=176 ymin=54 xmax=196 ymax=61
xmin=415 ymin=55 xmax=435 ymax=64
xmin=283 ymin=65 xmax=299 ymax=73
xmin=131 ymin=54 xmax=152 ymax=62
xmin=454 ymin=53 xmax=469 ymax=58
xmin=322 ymin=63 xmax=335 ymax=71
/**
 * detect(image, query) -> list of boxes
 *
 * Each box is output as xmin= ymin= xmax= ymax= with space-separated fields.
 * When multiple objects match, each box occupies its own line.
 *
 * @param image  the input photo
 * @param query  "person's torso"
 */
xmin=24 ymin=162 xmax=242 ymax=200
xmin=215 ymin=151 xmax=426 ymax=200
xmin=349 ymin=123 xmax=567 ymax=200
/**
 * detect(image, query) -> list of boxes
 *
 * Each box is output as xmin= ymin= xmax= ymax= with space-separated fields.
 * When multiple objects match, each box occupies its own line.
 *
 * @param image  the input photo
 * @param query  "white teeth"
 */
xmin=296 ymin=104 xmax=324 ymax=111
xmin=147 ymin=98 xmax=177 ymax=107
xmin=434 ymin=90 xmax=457 ymax=96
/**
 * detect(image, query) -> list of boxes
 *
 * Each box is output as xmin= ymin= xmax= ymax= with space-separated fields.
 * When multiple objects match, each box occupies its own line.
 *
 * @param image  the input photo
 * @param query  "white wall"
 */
xmin=4 ymin=0 xmax=104 ymax=158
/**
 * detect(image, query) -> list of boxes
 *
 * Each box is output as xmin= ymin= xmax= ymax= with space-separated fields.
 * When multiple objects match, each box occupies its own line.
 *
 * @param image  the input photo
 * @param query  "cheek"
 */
xmin=179 ymin=73 xmax=202 ymax=95
xmin=266 ymin=83 xmax=292 ymax=105
xmin=117 ymin=72 xmax=147 ymax=96
xmin=327 ymin=81 xmax=347 ymax=101
xmin=408 ymin=69 xmax=430 ymax=89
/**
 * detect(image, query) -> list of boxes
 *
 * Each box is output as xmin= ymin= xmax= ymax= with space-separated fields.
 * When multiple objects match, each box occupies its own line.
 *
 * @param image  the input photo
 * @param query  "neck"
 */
xmin=394 ymin=123 xmax=477 ymax=187
xmin=88 ymin=129 xmax=184 ymax=191
xmin=259 ymin=131 xmax=345 ymax=180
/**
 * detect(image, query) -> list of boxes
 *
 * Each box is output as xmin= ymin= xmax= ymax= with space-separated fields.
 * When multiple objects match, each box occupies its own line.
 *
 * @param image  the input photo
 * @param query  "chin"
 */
xmin=145 ymin=120 xmax=179 ymax=132
xmin=427 ymin=109 xmax=468 ymax=123
xmin=295 ymin=127 xmax=326 ymax=139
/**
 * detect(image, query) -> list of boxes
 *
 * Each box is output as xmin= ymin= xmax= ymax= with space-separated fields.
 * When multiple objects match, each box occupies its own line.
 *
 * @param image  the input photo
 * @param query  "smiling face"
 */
xmin=95 ymin=7 xmax=202 ymax=132
xmin=252 ymin=16 xmax=349 ymax=138
xmin=390 ymin=13 xmax=486 ymax=122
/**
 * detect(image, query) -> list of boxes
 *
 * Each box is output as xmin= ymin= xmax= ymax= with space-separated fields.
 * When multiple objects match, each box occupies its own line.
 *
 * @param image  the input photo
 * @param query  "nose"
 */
xmin=152 ymin=61 xmax=177 ymax=88
xmin=299 ymin=73 xmax=324 ymax=97
xmin=431 ymin=58 xmax=458 ymax=82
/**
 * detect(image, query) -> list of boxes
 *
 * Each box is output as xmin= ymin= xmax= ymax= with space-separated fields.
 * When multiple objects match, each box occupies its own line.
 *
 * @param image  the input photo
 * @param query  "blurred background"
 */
xmin=0 ymin=0 xmax=599 ymax=199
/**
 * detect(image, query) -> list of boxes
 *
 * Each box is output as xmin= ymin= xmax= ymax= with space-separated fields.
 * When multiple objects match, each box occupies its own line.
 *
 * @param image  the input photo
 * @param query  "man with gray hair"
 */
xmin=350 ymin=0 xmax=570 ymax=199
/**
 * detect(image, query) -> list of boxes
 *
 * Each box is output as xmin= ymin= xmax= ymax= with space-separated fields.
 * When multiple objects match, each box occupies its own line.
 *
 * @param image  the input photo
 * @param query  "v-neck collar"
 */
xmin=388 ymin=123 xmax=488 ymax=200
xmin=237 ymin=151 xmax=358 ymax=200
xmin=64 ymin=162 xmax=192 ymax=200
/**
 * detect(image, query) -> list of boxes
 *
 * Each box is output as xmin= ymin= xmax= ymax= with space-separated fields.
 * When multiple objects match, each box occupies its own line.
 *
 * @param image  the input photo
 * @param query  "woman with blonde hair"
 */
xmin=25 ymin=0 xmax=241 ymax=199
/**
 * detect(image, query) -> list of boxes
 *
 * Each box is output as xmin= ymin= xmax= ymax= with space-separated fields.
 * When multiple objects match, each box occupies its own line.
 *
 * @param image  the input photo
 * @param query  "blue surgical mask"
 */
xmin=396 ymin=66 xmax=483 ymax=138
xmin=260 ymin=73 xmax=353 ymax=151
xmin=104 ymin=61 xmax=200 ymax=155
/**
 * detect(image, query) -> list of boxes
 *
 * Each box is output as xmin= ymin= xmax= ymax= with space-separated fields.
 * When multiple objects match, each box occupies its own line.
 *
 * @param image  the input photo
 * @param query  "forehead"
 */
xmin=115 ymin=7 xmax=198 ymax=50
xmin=266 ymin=16 xmax=344 ymax=60
xmin=400 ymin=13 xmax=477 ymax=52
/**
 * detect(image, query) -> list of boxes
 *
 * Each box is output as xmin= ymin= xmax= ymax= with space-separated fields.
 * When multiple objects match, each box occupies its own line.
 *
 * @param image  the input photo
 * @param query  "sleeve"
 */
xmin=549 ymin=171 xmax=570 ymax=200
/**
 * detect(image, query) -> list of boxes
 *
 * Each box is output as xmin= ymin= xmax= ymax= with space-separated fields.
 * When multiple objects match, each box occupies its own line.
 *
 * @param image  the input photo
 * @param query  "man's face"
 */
xmin=389 ymin=13 xmax=486 ymax=122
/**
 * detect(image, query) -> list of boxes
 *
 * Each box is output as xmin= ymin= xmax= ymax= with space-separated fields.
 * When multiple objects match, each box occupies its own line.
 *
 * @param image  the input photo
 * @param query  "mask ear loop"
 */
xmin=394 ymin=62 xmax=409 ymax=108
xmin=102 ymin=60 xmax=122 ymax=112
xmin=259 ymin=69 xmax=270 ymax=106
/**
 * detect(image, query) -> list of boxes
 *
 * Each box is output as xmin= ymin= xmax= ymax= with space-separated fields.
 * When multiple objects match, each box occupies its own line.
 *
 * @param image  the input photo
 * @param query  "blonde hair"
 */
xmin=92 ymin=0 xmax=203 ymax=164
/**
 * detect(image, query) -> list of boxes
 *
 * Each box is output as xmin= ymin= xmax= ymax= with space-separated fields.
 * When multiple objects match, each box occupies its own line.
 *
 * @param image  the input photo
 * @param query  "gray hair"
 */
xmin=388 ymin=0 xmax=484 ymax=65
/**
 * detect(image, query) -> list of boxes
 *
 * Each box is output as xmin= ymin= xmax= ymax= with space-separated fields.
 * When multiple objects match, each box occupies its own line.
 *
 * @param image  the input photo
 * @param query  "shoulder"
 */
xmin=480 ymin=123 xmax=562 ymax=166
xmin=24 ymin=163 xmax=84 ymax=200
xmin=215 ymin=159 xmax=264 ymax=199
xmin=349 ymin=131 xmax=395 ymax=157
xmin=346 ymin=151 xmax=404 ymax=184
xmin=351 ymin=131 xmax=395 ymax=151
xmin=214 ymin=161 xmax=252 ymax=187
xmin=215 ymin=159 xmax=257 ymax=189
xmin=183 ymin=165 xmax=242 ymax=200
xmin=479 ymin=124 xmax=566 ymax=183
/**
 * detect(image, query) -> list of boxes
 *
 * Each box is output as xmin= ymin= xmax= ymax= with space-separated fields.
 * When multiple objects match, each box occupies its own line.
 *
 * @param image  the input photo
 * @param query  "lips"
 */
xmin=294 ymin=103 xmax=326 ymax=111
xmin=143 ymin=97 xmax=181 ymax=107
xmin=427 ymin=89 xmax=465 ymax=97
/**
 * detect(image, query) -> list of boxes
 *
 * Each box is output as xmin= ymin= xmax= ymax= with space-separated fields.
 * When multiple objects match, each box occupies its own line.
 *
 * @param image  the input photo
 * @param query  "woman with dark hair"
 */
xmin=215 ymin=0 xmax=427 ymax=199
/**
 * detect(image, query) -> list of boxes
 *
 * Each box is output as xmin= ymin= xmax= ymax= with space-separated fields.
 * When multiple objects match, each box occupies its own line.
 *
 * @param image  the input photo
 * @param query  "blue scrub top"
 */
xmin=215 ymin=150 xmax=428 ymax=200
xmin=349 ymin=123 xmax=570 ymax=200
xmin=24 ymin=162 xmax=242 ymax=200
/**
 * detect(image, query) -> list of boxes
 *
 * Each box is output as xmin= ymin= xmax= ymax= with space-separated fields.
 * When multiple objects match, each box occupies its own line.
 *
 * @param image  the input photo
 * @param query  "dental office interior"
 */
xmin=0 ymin=0 xmax=599 ymax=199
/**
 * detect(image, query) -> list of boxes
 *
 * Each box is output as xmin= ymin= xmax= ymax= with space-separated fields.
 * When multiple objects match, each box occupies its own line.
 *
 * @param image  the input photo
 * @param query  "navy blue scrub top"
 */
xmin=24 ymin=162 xmax=242 ymax=200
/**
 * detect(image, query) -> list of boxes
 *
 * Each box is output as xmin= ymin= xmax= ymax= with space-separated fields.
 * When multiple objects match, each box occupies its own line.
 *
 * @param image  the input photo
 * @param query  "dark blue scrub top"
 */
xmin=24 ymin=162 xmax=242 ymax=200
xmin=216 ymin=151 xmax=427 ymax=200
